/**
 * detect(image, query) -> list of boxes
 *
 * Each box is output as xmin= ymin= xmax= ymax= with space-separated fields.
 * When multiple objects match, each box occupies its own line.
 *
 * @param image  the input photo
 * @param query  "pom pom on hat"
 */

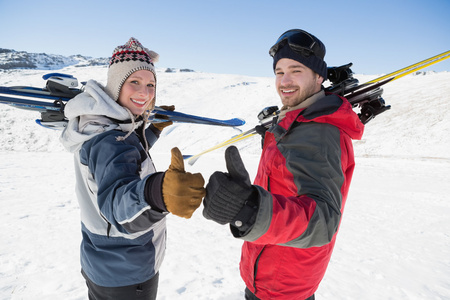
xmin=105 ymin=37 xmax=159 ymax=101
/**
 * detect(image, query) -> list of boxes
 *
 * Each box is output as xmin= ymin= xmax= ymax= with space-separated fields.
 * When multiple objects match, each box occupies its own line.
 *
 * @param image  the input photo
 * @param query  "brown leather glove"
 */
xmin=152 ymin=105 xmax=175 ymax=131
xmin=162 ymin=147 xmax=205 ymax=218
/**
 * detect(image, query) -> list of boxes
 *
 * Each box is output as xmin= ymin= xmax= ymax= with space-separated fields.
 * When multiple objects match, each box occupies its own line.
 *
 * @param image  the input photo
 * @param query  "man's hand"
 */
xmin=203 ymin=146 xmax=256 ymax=225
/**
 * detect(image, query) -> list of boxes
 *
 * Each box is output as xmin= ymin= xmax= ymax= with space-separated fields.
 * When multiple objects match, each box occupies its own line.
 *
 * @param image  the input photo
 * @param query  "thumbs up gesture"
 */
xmin=162 ymin=147 xmax=205 ymax=218
xmin=203 ymin=146 xmax=257 ymax=225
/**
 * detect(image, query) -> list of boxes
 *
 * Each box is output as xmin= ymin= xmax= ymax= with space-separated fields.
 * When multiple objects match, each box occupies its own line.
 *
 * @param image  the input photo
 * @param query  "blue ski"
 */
xmin=0 ymin=94 xmax=62 ymax=112
xmin=0 ymin=85 xmax=245 ymax=129
xmin=152 ymin=107 xmax=245 ymax=127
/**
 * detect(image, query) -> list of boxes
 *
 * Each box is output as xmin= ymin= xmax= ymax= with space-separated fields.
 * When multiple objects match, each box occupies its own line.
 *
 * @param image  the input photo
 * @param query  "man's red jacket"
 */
xmin=236 ymin=93 xmax=364 ymax=299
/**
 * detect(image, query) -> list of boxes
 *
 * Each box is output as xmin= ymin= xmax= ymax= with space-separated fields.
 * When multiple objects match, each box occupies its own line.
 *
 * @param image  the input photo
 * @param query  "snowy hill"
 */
xmin=0 ymin=65 xmax=449 ymax=299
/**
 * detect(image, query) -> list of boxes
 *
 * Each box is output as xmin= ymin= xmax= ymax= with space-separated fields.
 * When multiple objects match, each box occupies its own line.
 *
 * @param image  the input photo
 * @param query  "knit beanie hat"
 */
xmin=272 ymin=31 xmax=327 ymax=80
xmin=105 ymin=37 xmax=159 ymax=101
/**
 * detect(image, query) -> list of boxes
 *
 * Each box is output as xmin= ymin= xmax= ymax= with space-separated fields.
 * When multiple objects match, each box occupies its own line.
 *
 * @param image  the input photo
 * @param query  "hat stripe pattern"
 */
xmin=109 ymin=37 xmax=154 ymax=66
xmin=110 ymin=51 xmax=154 ymax=66
xmin=105 ymin=37 xmax=159 ymax=101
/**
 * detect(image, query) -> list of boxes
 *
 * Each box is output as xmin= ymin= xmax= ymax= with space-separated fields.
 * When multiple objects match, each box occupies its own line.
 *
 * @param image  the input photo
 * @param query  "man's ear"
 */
xmin=316 ymin=73 xmax=325 ymax=86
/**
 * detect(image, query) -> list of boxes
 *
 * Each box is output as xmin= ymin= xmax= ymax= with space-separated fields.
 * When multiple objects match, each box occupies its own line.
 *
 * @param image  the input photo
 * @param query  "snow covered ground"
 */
xmin=0 ymin=66 xmax=449 ymax=299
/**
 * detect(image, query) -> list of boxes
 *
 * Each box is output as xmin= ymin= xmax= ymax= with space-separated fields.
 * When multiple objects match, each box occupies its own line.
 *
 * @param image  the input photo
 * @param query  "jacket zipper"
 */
xmin=253 ymin=246 xmax=265 ymax=291
xmin=252 ymin=176 xmax=271 ymax=292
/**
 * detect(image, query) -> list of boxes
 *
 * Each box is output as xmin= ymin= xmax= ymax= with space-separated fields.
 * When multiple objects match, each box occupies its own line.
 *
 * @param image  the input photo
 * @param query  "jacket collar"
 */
xmin=278 ymin=90 xmax=325 ymax=120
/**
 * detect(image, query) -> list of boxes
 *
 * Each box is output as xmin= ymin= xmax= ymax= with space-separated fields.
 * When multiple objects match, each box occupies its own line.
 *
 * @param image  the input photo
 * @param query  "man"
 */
xmin=202 ymin=29 xmax=364 ymax=299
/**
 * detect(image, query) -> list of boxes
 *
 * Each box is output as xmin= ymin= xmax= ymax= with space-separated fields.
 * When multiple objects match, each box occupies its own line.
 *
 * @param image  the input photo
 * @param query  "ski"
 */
xmin=184 ymin=117 xmax=274 ymax=166
xmin=0 ymin=94 xmax=63 ymax=112
xmin=184 ymin=50 xmax=450 ymax=165
xmin=343 ymin=50 xmax=450 ymax=100
xmin=152 ymin=107 xmax=245 ymax=127
xmin=0 ymin=94 xmax=245 ymax=128
xmin=0 ymin=86 xmax=73 ymax=101
xmin=0 ymin=73 xmax=245 ymax=128
xmin=35 ymin=119 xmax=68 ymax=130
xmin=360 ymin=50 xmax=450 ymax=86
xmin=184 ymin=127 xmax=259 ymax=166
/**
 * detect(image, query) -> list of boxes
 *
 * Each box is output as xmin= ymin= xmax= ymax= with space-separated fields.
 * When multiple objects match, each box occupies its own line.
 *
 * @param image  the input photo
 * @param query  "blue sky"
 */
xmin=1 ymin=0 xmax=449 ymax=77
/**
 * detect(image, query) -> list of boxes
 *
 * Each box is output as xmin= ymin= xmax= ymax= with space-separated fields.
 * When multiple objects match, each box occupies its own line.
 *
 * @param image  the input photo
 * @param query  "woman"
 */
xmin=60 ymin=37 xmax=205 ymax=300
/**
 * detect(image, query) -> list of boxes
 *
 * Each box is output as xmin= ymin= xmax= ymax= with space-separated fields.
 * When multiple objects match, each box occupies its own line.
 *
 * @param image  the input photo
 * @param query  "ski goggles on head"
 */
xmin=269 ymin=29 xmax=325 ymax=59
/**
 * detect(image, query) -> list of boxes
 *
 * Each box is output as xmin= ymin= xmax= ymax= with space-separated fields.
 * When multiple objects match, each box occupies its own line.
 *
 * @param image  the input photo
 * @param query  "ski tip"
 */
xmin=35 ymin=119 xmax=66 ymax=130
xmin=230 ymin=118 xmax=246 ymax=126
xmin=187 ymin=156 xmax=200 ymax=166
xmin=182 ymin=154 xmax=200 ymax=166
xmin=36 ymin=119 xmax=56 ymax=130
xmin=42 ymin=73 xmax=75 ymax=80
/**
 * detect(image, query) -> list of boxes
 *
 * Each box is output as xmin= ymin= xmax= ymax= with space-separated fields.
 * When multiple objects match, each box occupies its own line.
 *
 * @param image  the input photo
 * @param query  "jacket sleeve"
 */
xmin=80 ymin=131 xmax=166 ymax=234
xmin=234 ymin=122 xmax=349 ymax=248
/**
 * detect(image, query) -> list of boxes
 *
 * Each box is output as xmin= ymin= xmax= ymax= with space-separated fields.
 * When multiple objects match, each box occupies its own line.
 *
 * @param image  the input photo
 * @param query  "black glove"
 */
xmin=254 ymin=125 xmax=267 ymax=137
xmin=254 ymin=125 xmax=267 ymax=148
xmin=203 ymin=146 xmax=256 ymax=225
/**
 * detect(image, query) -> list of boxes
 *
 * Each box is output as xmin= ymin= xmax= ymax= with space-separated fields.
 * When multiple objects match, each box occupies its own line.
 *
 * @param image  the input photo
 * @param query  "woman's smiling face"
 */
xmin=118 ymin=69 xmax=156 ymax=115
